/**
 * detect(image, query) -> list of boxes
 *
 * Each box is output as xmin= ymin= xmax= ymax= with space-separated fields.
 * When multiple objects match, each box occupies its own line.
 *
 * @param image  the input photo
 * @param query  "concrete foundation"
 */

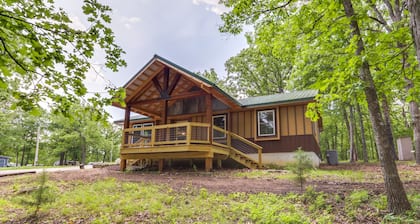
xmin=247 ymin=152 xmax=321 ymax=167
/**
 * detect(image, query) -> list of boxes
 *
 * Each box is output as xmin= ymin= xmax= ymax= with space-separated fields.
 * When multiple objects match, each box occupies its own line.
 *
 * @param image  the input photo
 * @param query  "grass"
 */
xmin=0 ymin=166 xmax=419 ymax=223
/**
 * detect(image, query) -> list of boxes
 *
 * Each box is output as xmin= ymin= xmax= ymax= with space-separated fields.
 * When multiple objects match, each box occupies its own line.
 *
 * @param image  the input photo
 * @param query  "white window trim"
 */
xmin=213 ymin=114 xmax=227 ymax=139
xmin=257 ymin=109 xmax=276 ymax=137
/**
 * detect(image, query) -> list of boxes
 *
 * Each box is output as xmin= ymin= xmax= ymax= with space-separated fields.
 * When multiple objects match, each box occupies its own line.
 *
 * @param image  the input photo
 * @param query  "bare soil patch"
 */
xmin=41 ymin=163 xmax=420 ymax=196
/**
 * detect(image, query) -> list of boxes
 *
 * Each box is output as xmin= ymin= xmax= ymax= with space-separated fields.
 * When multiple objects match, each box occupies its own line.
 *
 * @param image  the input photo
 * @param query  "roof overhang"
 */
xmin=112 ymin=55 xmax=241 ymax=118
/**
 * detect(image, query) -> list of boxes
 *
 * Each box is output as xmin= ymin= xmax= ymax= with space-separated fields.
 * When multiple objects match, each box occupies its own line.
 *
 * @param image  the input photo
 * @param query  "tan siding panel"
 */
xmin=304 ymin=106 xmax=313 ymax=134
xmin=280 ymin=107 xmax=289 ymax=136
xmin=231 ymin=112 xmax=239 ymax=134
xmin=296 ymin=105 xmax=305 ymax=135
xmin=238 ymin=112 xmax=245 ymax=136
xmin=288 ymin=106 xmax=296 ymax=135
xmin=244 ymin=111 xmax=252 ymax=138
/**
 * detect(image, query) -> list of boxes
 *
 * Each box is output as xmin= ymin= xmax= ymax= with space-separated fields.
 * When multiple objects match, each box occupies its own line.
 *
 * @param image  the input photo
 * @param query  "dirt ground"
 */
xmin=43 ymin=163 xmax=420 ymax=195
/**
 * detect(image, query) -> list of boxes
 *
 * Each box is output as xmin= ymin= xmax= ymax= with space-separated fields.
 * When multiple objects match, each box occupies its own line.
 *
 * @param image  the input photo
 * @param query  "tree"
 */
xmin=0 ymin=0 xmax=126 ymax=117
xmin=407 ymin=0 xmax=420 ymax=165
xmin=225 ymin=33 xmax=292 ymax=96
xmin=341 ymin=0 xmax=411 ymax=212
xmin=197 ymin=68 xmax=238 ymax=97
xmin=219 ymin=0 xmax=412 ymax=214
xmin=48 ymin=102 xmax=119 ymax=166
xmin=287 ymin=148 xmax=313 ymax=192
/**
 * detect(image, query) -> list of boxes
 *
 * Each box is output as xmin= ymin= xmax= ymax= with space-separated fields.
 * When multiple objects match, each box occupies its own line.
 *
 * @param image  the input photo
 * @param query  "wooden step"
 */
xmin=228 ymin=147 xmax=260 ymax=169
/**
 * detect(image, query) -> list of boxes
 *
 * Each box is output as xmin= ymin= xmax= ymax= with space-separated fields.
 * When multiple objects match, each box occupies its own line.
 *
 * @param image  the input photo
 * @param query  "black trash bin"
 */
xmin=326 ymin=150 xmax=338 ymax=165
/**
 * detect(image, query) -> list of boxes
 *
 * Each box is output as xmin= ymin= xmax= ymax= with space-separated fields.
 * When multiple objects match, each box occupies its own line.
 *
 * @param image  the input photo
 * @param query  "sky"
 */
xmin=56 ymin=0 xmax=247 ymax=121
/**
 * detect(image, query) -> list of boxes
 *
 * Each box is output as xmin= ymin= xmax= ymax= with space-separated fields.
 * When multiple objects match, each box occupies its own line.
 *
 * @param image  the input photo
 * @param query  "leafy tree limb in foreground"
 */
xmin=0 ymin=0 xmax=126 ymax=118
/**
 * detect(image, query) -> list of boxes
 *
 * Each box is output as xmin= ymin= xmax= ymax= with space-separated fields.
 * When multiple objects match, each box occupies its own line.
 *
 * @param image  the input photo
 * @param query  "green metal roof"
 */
xmin=123 ymin=55 xmax=317 ymax=108
xmin=238 ymin=90 xmax=318 ymax=107
xmin=113 ymin=114 xmax=150 ymax=124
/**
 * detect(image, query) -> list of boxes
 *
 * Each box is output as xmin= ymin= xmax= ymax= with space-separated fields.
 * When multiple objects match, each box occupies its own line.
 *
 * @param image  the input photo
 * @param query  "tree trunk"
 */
xmin=59 ymin=152 xmax=65 ymax=165
xmin=333 ymin=123 xmax=338 ymax=149
xmin=402 ymin=103 xmax=410 ymax=128
xmin=409 ymin=100 xmax=420 ymax=164
xmin=80 ymin=133 xmax=86 ymax=169
xmin=408 ymin=0 xmax=420 ymax=165
xmin=356 ymin=103 xmax=368 ymax=162
xmin=15 ymin=149 xmax=19 ymax=167
xmin=381 ymin=93 xmax=397 ymax=160
xmin=343 ymin=107 xmax=351 ymax=160
xmin=349 ymin=105 xmax=358 ymax=162
xmin=102 ymin=150 xmax=107 ymax=163
xmin=340 ymin=128 xmax=346 ymax=160
xmin=342 ymin=0 xmax=411 ymax=214
xmin=20 ymin=145 xmax=25 ymax=166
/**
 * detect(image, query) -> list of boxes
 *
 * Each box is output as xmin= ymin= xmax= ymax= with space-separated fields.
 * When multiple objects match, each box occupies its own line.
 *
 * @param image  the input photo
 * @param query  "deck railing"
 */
xmin=213 ymin=126 xmax=263 ymax=168
xmin=121 ymin=122 xmax=262 ymax=168
xmin=122 ymin=122 xmax=210 ymax=149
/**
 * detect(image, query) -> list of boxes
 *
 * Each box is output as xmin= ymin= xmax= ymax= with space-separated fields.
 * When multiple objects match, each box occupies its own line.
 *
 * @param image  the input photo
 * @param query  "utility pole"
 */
xmin=34 ymin=125 xmax=41 ymax=166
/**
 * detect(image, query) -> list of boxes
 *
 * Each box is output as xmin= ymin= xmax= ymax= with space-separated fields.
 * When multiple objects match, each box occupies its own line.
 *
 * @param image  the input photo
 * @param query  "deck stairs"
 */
xmin=228 ymin=147 xmax=260 ymax=169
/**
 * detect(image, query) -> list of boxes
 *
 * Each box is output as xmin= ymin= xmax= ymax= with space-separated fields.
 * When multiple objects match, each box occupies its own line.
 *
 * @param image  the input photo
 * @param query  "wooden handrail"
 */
xmin=122 ymin=122 xmax=210 ymax=148
xmin=230 ymin=132 xmax=263 ymax=150
xmin=212 ymin=126 xmax=262 ymax=168
xmin=120 ymin=122 xmax=262 ymax=168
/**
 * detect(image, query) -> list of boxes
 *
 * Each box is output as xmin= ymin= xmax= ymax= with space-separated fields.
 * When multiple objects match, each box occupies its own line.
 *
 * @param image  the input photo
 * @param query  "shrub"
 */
xmin=287 ymin=148 xmax=314 ymax=191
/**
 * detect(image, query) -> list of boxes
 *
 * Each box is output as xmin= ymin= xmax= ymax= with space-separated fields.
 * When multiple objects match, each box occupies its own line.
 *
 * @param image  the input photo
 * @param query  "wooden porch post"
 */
xmin=205 ymin=158 xmax=213 ymax=172
xmin=120 ymin=105 xmax=131 ymax=171
xmin=158 ymin=99 xmax=168 ymax=173
xmin=158 ymin=159 xmax=164 ymax=172
xmin=123 ymin=105 xmax=131 ymax=143
xmin=217 ymin=159 xmax=222 ymax=169
xmin=120 ymin=158 xmax=127 ymax=171
xmin=205 ymin=94 xmax=213 ymax=172
xmin=206 ymin=94 xmax=213 ymax=142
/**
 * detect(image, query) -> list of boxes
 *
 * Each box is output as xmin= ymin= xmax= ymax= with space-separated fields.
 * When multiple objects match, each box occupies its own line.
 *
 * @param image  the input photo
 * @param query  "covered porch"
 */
xmin=114 ymin=55 xmax=262 ymax=171
xmin=120 ymin=122 xmax=262 ymax=171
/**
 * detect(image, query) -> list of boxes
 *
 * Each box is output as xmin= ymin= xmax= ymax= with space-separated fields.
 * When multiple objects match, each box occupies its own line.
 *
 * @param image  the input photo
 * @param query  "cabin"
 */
xmin=113 ymin=55 xmax=321 ymax=171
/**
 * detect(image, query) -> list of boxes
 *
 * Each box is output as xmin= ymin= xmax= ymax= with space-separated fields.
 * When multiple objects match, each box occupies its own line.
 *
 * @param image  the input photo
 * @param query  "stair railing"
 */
xmin=212 ymin=126 xmax=262 ymax=168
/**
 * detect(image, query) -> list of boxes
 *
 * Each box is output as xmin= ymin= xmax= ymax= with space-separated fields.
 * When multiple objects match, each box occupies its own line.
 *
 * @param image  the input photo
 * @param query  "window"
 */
xmin=213 ymin=114 xmax=226 ymax=139
xmin=132 ymin=123 xmax=153 ymax=143
xmin=257 ymin=109 xmax=276 ymax=137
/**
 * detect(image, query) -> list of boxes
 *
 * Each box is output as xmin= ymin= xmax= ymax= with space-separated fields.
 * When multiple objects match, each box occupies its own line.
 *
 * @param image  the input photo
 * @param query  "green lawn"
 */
xmin=0 ymin=166 xmax=419 ymax=223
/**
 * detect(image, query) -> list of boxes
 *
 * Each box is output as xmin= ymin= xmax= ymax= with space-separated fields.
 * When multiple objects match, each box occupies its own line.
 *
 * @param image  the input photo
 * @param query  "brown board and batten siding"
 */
xmin=229 ymin=104 xmax=315 ymax=138
xmin=229 ymin=110 xmax=254 ymax=139
xmin=228 ymin=103 xmax=321 ymax=156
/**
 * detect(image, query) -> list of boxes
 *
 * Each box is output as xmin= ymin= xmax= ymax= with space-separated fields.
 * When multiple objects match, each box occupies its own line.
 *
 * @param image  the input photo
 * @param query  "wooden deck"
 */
xmin=120 ymin=122 xmax=262 ymax=171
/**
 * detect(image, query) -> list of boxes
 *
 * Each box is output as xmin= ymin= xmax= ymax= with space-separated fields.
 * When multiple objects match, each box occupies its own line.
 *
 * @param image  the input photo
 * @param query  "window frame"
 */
xmin=132 ymin=122 xmax=153 ymax=143
xmin=257 ymin=109 xmax=276 ymax=137
xmin=212 ymin=114 xmax=227 ymax=139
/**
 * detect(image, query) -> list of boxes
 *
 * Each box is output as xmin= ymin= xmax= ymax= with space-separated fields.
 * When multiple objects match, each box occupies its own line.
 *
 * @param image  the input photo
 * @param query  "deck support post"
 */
xmin=217 ymin=159 xmax=222 ymax=169
xmin=123 ymin=105 xmax=131 ymax=144
xmin=167 ymin=159 xmax=172 ymax=169
xmin=206 ymin=94 xmax=212 ymax=143
xmin=120 ymin=158 xmax=127 ymax=171
xmin=120 ymin=104 xmax=131 ymax=172
xmin=205 ymin=158 xmax=212 ymax=172
xmin=158 ymin=159 xmax=164 ymax=172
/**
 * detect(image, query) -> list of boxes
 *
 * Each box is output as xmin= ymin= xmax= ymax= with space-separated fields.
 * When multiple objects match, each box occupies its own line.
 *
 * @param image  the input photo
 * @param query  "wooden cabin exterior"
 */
xmin=113 ymin=55 xmax=321 ymax=171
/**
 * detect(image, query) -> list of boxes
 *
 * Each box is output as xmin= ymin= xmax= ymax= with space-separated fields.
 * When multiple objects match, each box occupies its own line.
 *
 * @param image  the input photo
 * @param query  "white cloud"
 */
xmin=120 ymin=16 xmax=141 ymax=30
xmin=69 ymin=16 xmax=87 ymax=31
xmin=192 ymin=0 xmax=229 ymax=15
xmin=84 ymin=63 xmax=109 ymax=95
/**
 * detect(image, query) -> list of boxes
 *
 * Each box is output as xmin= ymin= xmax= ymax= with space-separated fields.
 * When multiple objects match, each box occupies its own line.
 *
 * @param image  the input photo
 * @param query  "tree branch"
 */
xmin=366 ymin=0 xmax=393 ymax=32
xmin=258 ymin=0 xmax=293 ymax=14
xmin=0 ymin=37 xmax=29 ymax=73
